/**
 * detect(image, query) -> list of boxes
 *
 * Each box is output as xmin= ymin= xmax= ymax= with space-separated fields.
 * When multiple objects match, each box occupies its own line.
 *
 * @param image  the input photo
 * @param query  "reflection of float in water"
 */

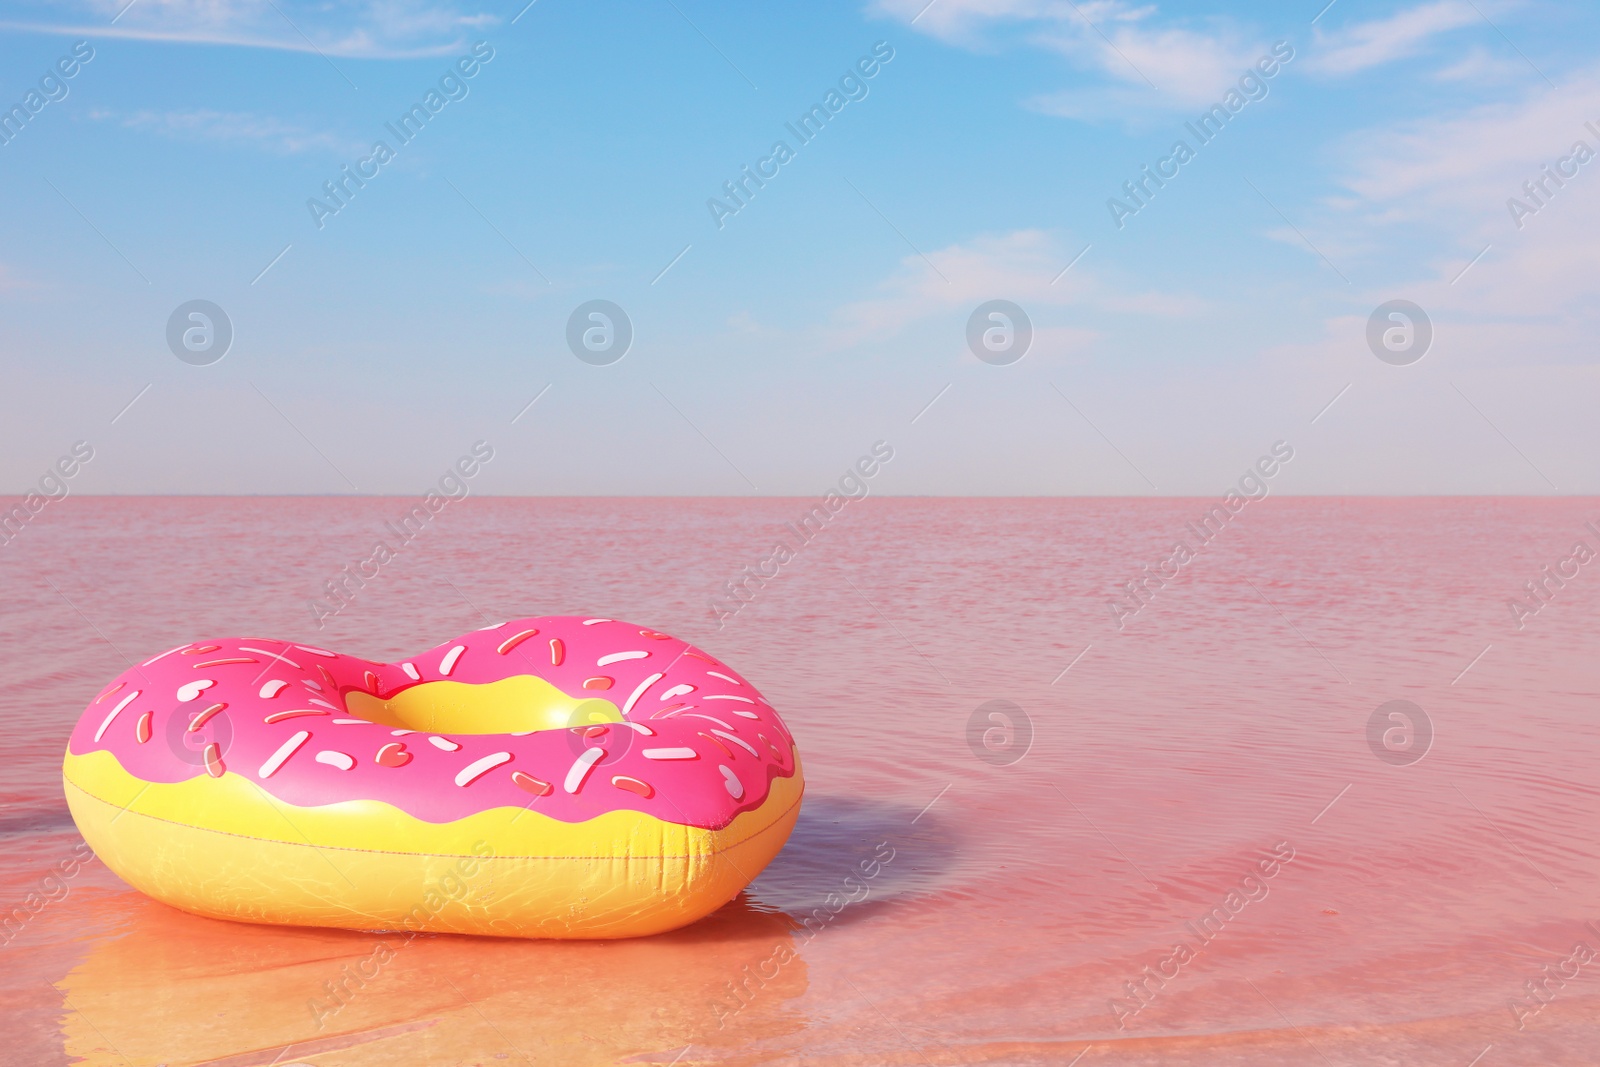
xmin=55 ymin=886 xmax=808 ymax=1067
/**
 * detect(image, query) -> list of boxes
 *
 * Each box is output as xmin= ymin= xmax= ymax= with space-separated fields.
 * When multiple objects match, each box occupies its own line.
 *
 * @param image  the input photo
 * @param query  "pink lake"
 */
xmin=3 ymin=496 xmax=1598 ymax=1066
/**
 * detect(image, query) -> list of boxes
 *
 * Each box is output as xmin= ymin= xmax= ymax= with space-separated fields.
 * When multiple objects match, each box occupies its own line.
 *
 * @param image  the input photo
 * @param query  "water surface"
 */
xmin=3 ymin=497 xmax=1598 ymax=1065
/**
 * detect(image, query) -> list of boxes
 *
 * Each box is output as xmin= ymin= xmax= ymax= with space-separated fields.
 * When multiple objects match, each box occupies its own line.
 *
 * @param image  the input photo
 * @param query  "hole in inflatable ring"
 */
xmin=343 ymin=675 xmax=623 ymax=735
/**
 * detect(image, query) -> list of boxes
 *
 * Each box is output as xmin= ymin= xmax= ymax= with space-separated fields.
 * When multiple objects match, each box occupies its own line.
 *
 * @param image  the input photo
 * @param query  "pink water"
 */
xmin=3 ymin=497 xmax=1598 ymax=1066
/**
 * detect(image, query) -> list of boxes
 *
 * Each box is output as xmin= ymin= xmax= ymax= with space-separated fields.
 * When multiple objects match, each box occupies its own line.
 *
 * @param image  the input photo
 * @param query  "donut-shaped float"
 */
xmin=62 ymin=617 xmax=802 ymax=939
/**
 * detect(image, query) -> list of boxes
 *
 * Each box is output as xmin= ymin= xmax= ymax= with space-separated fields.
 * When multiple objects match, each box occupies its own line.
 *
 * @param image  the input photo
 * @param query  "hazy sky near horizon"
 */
xmin=2 ymin=0 xmax=1598 ymax=496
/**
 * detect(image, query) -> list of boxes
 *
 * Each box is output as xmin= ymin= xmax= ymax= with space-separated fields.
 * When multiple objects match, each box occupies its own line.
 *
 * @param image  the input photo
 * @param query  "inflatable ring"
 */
xmin=63 ymin=617 xmax=803 ymax=939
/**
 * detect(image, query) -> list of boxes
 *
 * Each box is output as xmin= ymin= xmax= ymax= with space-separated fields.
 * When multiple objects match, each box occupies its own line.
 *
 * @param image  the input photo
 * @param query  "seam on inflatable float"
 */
xmin=63 ymin=774 xmax=803 ymax=861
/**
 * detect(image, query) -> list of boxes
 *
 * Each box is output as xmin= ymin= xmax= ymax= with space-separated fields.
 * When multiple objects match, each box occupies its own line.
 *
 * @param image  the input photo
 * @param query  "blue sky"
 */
xmin=1 ymin=0 xmax=1597 ymax=495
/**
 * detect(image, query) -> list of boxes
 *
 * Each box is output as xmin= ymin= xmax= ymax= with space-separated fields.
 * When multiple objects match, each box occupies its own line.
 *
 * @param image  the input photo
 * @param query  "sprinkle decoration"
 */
xmin=711 ymin=729 xmax=759 ymax=758
xmin=174 ymin=680 xmax=214 ymax=703
xmin=455 ymin=752 xmax=512 ymax=787
xmin=186 ymin=703 xmax=228 ymax=732
xmin=564 ymin=748 xmax=604 ymax=793
xmin=623 ymin=672 xmax=664 ymax=715
xmin=511 ymin=770 xmax=553 ymax=796
xmin=374 ymin=742 xmax=412 ymax=768
xmin=258 ymin=732 xmax=310 ymax=779
xmin=95 ymin=690 xmax=141 ymax=742
xmin=611 ymin=775 xmax=655 ymax=799
xmin=496 ymin=628 xmax=539 ymax=655
xmin=698 ymin=732 xmax=734 ymax=759
xmin=263 ymin=709 xmax=328 ymax=725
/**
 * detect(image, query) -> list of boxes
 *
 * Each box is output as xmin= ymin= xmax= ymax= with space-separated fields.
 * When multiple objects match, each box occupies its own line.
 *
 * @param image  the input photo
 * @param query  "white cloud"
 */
xmin=0 ymin=0 xmax=496 ymax=58
xmin=1433 ymin=45 xmax=1526 ymax=83
xmin=871 ymin=0 xmax=1270 ymax=115
xmin=1291 ymin=67 xmax=1600 ymax=375
xmin=1305 ymin=0 xmax=1482 ymax=76
xmin=91 ymin=109 xmax=360 ymax=154
xmin=827 ymin=228 xmax=1201 ymax=348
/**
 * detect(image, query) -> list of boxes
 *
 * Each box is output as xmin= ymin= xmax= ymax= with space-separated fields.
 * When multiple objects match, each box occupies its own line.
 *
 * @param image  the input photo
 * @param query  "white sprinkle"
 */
xmin=259 ymin=731 xmax=310 ymax=778
xmin=307 ymin=697 xmax=338 ymax=710
xmin=659 ymin=683 xmax=696 ymax=701
xmin=623 ymin=672 xmax=664 ymax=715
xmin=175 ymin=679 xmax=215 ymax=703
xmin=315 ymin=750 xmax=355 ymax=770
xmin=707 ymin=670 xmax=741 ymax=685
xmin=259 ymin=680 xmax=290 ymax=699
xmin=643 ymin=747 xmax=698 ymax=760
xmin=477 ymin=621 xmax=508 ymax=630
xmin=455 ymin=751 xmax=512 ymax=787
xmin=731 ymin=709 xmax=760 ymax=719
xmin=94 ymin=690 xmax=141 ymax=742
xmin=401 ymin=661 xmax=421 ymax=681
xmin=581 ymin=618 xmax=611 ymax=626
xmin=681 ymin=712 xmax=734 ymax=730
xmin=429 ymin=735 xmax=461 ymax=752
xmin=720 ymin=765 xmax=744 ymax=800
xmin=141 ymin=645 xmax=188 ymax=667
xmin=240 ymin=646 xmax=301 ymax=669
xmin=294 ymin=645 xmax=337 ymax=658
xmin=711 ymin=729 xmax=760 ymax=757
xmin=703 ymin=694 xmax=756 ymax=704
xmin=391 ymin=729 xmax=415 ymax=736
xmin=623 ymin=721 xmax=656 ymax=735
xmin=439 ymin=645 xmax=466 ymax=676
xmin=564 ymin=747 xmax=605 ymax=792
xmin=597 ymin=650 xmax=648 ymax=666
xmin=331 ymin=719 xmax=368 ymax=725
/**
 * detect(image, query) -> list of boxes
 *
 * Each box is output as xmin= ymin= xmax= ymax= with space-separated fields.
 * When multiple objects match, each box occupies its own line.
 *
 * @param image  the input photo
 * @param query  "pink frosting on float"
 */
xmin=67 ymin=617 xmax=798 ymax=830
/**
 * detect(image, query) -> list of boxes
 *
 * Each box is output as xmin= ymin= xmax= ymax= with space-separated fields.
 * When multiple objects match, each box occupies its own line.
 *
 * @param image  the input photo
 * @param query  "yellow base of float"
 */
xmin=62 ymin=748 xmax=803 ymax=940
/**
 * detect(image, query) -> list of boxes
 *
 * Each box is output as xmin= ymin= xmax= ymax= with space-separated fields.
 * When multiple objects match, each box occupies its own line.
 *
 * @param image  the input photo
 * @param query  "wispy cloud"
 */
xmin=1432 ymin=44 xmax=1526 ymax=84
xmin=1 ymin=0 xmax=498 ymax=59
xmin=1279 ymin=66 xmax=1600 ymax=380
xmin=1304 ymin=0 xmax=1482 ymax=76
xmin=828 ymin=228 xmax=1201 ymax=349
xmin=90 ymin=108 xmax=360 ymax=154
xmin=872 ymin=0 xmax=1269 ymax=115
